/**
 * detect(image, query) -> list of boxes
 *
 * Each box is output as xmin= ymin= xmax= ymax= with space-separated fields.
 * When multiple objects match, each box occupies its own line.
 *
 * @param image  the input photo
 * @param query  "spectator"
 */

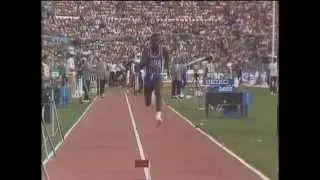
xmin=42 ymin=1 xmax=279 ymax=75
xmin=95 ymin=58 xmax=108 ymax=98
xmin=81 ymin=57 xmax=93 ymax=102
xmin=42 ymin=58 xmax=50 ymax=82
xmin=66 ymin=47 xmax=76 ymax=98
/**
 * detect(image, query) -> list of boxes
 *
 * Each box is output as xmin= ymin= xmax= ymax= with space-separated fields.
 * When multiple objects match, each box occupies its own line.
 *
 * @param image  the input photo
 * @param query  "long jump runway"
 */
xmin=45 ymin=91 xmax=268 ymax=180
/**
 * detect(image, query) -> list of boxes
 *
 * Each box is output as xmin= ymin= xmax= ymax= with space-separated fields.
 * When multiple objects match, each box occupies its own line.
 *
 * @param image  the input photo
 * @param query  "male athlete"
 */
xmin=140 ymin=33 xmax=169 ymax=126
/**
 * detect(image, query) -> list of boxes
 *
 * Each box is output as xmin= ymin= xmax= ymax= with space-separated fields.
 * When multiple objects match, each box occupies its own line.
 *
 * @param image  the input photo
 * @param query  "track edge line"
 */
xmin=124 ymin=92 xmax=150 ymax=180
xmin=42 ymin=96 xmax=98 ymax=166
xmin=164 ymin=102 xmax=271 ymax=180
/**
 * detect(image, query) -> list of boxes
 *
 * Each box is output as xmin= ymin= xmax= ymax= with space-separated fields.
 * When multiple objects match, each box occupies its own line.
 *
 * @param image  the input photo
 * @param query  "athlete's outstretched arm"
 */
xmin=163 ymin=47 xmax=170 ymax=77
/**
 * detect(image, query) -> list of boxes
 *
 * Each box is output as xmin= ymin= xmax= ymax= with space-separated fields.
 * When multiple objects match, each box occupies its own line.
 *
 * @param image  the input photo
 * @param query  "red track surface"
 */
xmin=45 ymin=92 xmax=264 ymax=180
xmin=45 ymin=93 xmax=144 ymax=180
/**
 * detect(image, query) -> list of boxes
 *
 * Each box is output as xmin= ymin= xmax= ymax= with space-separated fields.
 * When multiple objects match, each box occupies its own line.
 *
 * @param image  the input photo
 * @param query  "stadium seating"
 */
xmin=42 ymin=1 xmax=278 ymax=66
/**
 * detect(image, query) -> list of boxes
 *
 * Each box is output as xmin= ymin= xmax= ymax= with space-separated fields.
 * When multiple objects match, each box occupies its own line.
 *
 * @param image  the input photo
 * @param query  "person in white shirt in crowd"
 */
xmin=106 ymin=61 xmax=113 ymax=86
xmin=109 ymin=62 xmax=117 ymax=87
xmin=80 ymin=57 xmax=93 ymax=103
xmin=171 ymin=60 xmax=184 ymax=98
xmin=66 ymin=46 xmax=76 ymax=98
xmin=96 ymin=57 xmax=108 ymax=98
xmin=41 ymin=56 xmax=52 ymax=124
xmin=268 ymin=57 xmax=278 ymax=95
xmin=225 ymin=61 xmax=234 ymax=79
xmin=134 ymin=54 xmax=143 ymax=93
xmin=206 ymin=59 xmax=216 ymax=80
xmin=234 ymin=61 xmax=243 ymax=84
xmin=192 ymin=65 xmax=200 ymax=93
xmin=129 ymin=57 xmax=142 ymax=94
xmin=216 ymin=70 xmax=224 ymax=80
xmin=42 ymin=58 xmax=51 ymax=82
xmin=116 ymin=62 xmax=125 ymax=86
xmin=126 ymin=59 xmax=135 ymax=93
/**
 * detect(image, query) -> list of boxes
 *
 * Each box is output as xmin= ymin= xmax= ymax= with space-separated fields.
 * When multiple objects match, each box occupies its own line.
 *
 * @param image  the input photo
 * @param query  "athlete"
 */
xmin=140 ymin=33 xmax=170 ymax=126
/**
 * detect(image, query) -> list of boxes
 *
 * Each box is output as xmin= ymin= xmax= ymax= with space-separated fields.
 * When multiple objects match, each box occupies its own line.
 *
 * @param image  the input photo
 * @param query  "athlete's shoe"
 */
xmin=155 ymin=111 xmax=163 ymax=127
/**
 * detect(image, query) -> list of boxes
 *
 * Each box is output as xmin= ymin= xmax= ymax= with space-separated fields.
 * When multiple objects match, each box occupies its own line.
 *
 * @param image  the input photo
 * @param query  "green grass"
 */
xmin=162 ymin=86 xmax=278 ymax=180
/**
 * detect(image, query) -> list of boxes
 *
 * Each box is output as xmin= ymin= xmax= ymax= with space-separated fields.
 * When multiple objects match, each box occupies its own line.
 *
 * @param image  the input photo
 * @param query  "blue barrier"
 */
xmin=222 ymin=89 xmax=252 ymax=118
xmin=241 ymin=89 xmax=252 ymax=117
xmin=57 ymin=86 xmax=71 ymax=109
xmin=223 ymin=105 xmax=239 ymax=117
xmin=204 ymin=78 xmax=253 ymax=118
xmin=207 ymin=82 xmax=252 ymax=118
xmin=221 ymin=86 xmax=238 ymax=117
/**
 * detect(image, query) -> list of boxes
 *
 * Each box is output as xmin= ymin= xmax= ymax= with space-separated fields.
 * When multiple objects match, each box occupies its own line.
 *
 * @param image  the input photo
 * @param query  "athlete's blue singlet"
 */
xmin=144 ymin=47 xmax=164 ymax=86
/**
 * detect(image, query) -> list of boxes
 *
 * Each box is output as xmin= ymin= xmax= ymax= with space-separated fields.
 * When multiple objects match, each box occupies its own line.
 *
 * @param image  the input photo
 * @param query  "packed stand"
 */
xmin=42 ymin=1 xmax=278 ymax=67
xmin=41 ymin=1 xmax=278 ymax=113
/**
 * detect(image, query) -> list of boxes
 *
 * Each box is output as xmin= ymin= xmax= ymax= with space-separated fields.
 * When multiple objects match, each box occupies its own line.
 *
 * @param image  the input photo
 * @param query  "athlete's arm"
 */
xmin=163 ymin=47 xmax=170 ymax=77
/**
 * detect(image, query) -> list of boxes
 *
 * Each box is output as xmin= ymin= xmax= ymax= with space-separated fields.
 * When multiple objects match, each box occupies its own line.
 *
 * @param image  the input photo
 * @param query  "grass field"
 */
xmin=162 ymin=85 xmax=278 ymax=180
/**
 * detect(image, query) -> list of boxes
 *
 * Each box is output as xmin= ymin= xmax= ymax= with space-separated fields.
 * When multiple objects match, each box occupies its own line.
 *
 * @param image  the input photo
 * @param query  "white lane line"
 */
xmin=124 ymin=92 xmax=150 ymax=180
xmin=42 ymin=96 xmax=98 ymax=166
xmin=164 ymin=102 xmax=271 ymax=180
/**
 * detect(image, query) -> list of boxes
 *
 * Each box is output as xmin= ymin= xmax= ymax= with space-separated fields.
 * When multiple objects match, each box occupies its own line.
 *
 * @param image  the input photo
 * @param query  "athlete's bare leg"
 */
xmin=144 ymin=84 xmax=152 ymax=107
xmin=154 ymin=82 xmax=163 ymax=126
xmin=144 ymin=82 xmax=163 ymax=126
xmin=154 ymin=82 xmax=162 ymax=112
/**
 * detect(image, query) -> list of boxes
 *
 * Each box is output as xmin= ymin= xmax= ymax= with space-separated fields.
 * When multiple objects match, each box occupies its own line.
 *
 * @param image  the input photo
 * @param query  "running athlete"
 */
xmin=140 ymin=34 xmax=170 ymax=126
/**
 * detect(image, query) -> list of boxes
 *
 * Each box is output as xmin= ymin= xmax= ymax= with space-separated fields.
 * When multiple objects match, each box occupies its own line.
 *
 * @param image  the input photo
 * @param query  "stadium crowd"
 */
xmin=42 ymin=1 xmax=278 ymax=68
xmin=41 ymin=1 xmax=278 ymax=123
